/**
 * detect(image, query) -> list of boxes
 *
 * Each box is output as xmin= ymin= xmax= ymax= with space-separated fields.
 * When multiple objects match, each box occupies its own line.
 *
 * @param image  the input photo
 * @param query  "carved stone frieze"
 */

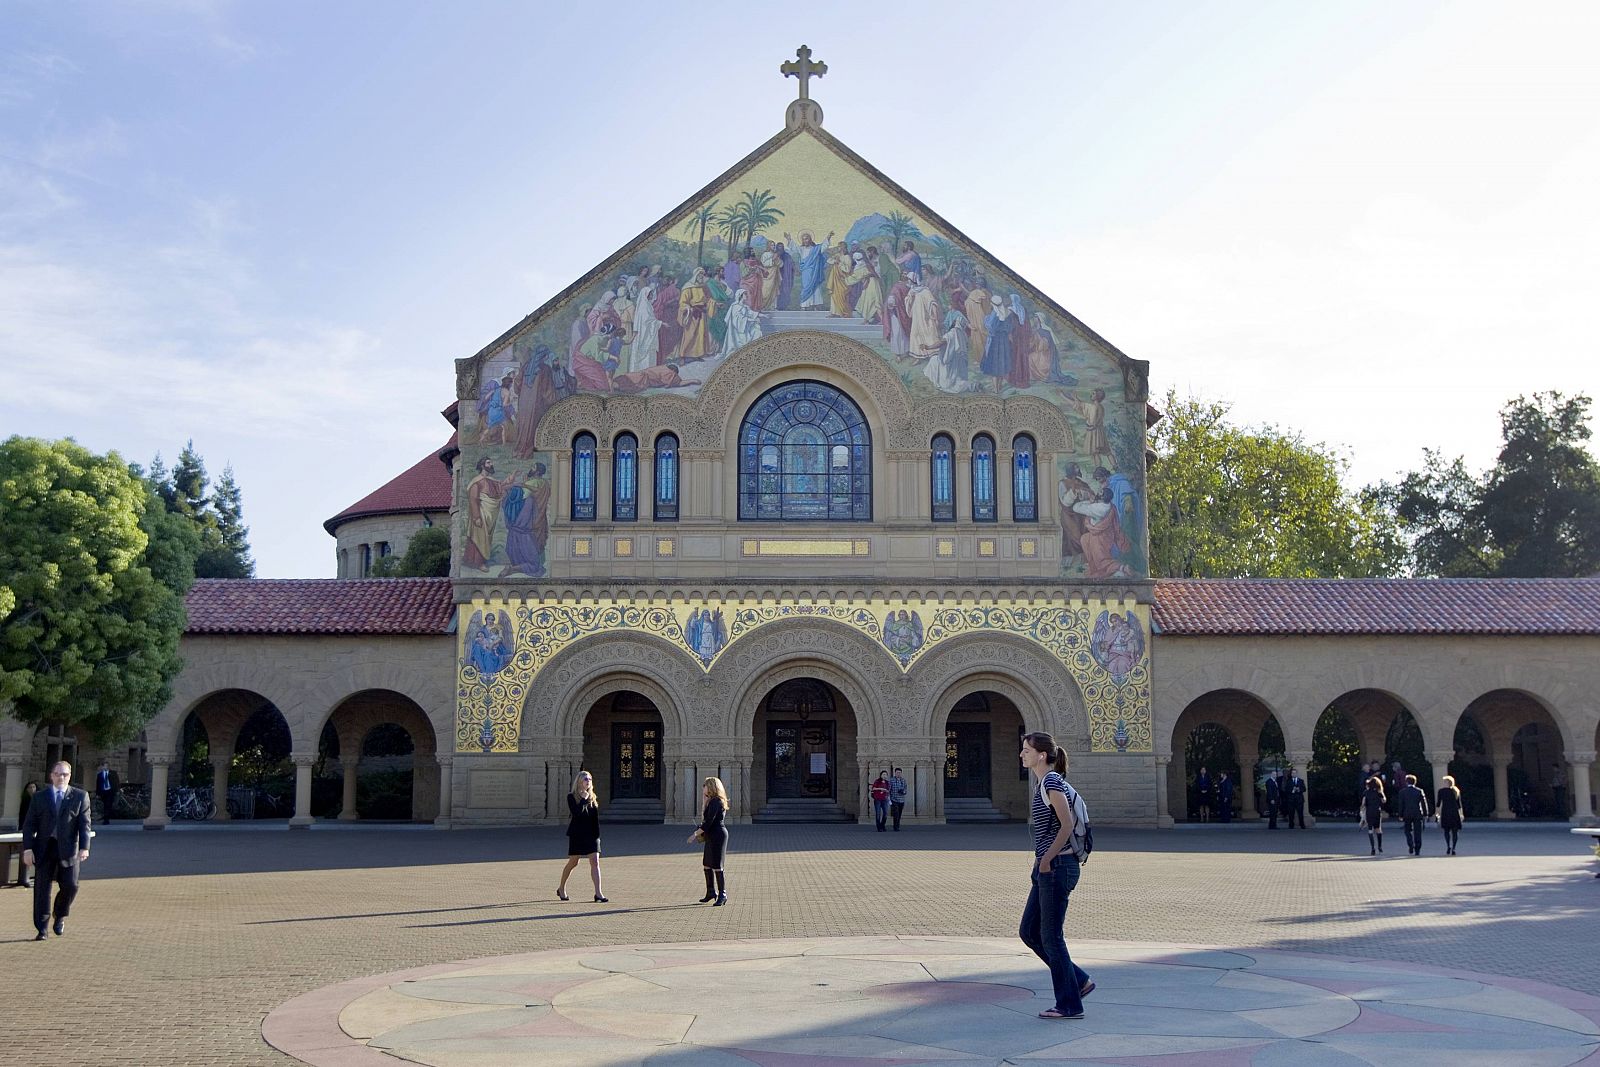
xmin=908 ymin=633 xmax=1088 ymax=743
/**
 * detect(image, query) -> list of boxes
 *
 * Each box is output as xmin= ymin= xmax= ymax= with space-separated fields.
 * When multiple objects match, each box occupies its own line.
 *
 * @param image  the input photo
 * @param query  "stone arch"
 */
xmin=1309 ymin=670 xmax=1446 ymax=755
xmin=1157 ymin=665 xmax=1292 ymax=755
xmin=149 ymin=664 xmax=303 ymax=756
xmin=558 ymin=672 xmax=682 ymax=742
xmin=521 ymin=630 xmax=700 ymax=739
xmin=907 ymin=632 xmax=1087 ymax=744
xmin=1169 ymin=689 xmax=1282 ymax=823
xmin=714 ymin=617 xmax=901 ymax=739
xmin=291 ymin=658 xmax=451 ymax=756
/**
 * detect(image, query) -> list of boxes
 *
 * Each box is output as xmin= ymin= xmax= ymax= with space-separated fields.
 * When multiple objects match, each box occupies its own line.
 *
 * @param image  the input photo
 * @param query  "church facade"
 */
xmin=3 ymin=66 xmax=1598 ymax=834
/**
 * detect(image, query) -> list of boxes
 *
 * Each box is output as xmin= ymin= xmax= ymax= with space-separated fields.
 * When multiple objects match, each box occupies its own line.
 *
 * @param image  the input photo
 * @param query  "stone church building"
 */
xmin=4 ymin=65 xmax=1598 ymax=833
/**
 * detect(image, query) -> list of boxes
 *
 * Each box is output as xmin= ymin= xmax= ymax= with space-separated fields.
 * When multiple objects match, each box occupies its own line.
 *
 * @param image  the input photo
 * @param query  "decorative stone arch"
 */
xmin=1439 ymin=668 xmax=1586 ymax=758
xmin=555 ymin=672 xmax=685 ymax=742
xmin=908 ymin=395 xmax=1073 ymax=455
xmin=1308 ymin=668 xmax=1448 ymax=755
xmin=290 ymin=660 xmax=451 ymax=756
xmin=324 ymin=692 xmax=439 ymax=758
xmin=692 ymin=331 xmax=915 ymax=450
xmin=714 ymin=617 xmax=902 ymax=739
xmin=1167 ymin=688 xmax=1284 ymax=823
xmin=1158 ymin=664 xmax=1294 ymax=755
xmin=521 ymin=630 xmax=701 ymax=739
xmin=907 ymin=632 xmax=1087 ymax=745
xmin=149 ymin=665 xmax=303 ymax=756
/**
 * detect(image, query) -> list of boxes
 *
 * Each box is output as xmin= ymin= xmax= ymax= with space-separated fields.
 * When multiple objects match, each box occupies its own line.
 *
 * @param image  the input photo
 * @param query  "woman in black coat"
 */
xmin=688 ymin=776 xmax=730 ymax=905
xmin=557 ymin=771 xmax=606 ymax=902
xmin=1436 ymin=774 xmax=1464 ymax=855
xmin=1361 ymin=776 xmax=1386 ymax=856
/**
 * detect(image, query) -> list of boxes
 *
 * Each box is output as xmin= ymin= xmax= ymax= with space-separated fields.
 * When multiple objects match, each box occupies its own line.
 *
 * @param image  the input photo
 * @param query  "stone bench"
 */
xmin=2 ymin=830 xmax=97 ymax=885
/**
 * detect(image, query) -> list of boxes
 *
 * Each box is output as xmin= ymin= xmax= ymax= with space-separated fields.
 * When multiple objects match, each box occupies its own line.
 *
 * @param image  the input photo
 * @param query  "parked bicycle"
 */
xmin=167 ymin=786 xmax=217 ymax=821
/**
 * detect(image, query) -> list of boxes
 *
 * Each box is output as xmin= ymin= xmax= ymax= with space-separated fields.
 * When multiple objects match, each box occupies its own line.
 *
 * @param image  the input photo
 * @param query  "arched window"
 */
xmin=1012 ymin=434 xmax=1037 ymax=522
xmin=971 ymin=434 xmax=996 ymax=522
xmin=738 ymin=380 xmax=872 ymax=521
xmin=654 ymin=432 xmax=679 ymax=522
xmin=613 ymin=432 xmax=637 ymax=522
xmin=931 ymin=433 xmax=955 ymax=522
xmin=572 ymin=432 xmax=597 ymax=521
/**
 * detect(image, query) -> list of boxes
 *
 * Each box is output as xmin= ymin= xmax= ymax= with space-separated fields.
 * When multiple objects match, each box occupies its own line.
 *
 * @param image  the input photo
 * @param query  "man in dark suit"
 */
xmin=1264 ymin=771 xmax=1280 ymax=829
xmin=1284 ymin=767 xmax=1307 ymax=829
xmin=21 ymin=761 xmax=92 ymax=940
xmin=95 ymin=759 xmax=119 ymax=824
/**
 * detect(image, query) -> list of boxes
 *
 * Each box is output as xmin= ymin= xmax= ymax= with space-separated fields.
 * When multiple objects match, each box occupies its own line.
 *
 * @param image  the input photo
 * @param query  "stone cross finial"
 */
xmin=781 ymin=45 xmax=827 ymax=129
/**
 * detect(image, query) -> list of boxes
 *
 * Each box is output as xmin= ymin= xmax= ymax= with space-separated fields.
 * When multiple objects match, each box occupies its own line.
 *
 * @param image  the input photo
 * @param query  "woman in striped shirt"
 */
xmin=1019 ymin=731 xmax=1093 ymax=1020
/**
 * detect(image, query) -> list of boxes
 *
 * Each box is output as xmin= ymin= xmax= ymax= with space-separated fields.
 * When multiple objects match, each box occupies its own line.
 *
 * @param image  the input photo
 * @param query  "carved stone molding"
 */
xmin=520 ymin=631 xmax=702 ymax=736
xmin=907 ymin=632 xmax=1088 ymax=743
xmin=710 ymin=616 xmax=905 ymax=736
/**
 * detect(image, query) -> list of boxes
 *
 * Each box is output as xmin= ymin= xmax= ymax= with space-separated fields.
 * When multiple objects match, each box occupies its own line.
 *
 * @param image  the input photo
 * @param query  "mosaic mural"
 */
xmin=456 ymin=131 xmax=1148 ymax=580
xmin=456 ymin=597 xmax=1152 ymax=755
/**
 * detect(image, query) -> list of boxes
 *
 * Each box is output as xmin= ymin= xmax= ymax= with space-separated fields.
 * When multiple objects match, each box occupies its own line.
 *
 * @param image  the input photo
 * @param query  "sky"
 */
xmin=3 ymin=1 xmax=1596 ymax=578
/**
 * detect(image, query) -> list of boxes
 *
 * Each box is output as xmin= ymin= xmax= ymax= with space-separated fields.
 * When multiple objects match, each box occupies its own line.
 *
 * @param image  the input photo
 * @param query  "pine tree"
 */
xmin=200 ymin=464 xmax=255 ymax=578
xmin=171 ymin=440 xmax=210 ymax=519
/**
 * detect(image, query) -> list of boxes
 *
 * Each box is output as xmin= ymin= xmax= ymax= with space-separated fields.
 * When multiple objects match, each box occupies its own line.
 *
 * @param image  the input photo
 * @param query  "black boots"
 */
xmin=713 ymin=870 xmax=727 ymax=906
xmin=700 ymin=869 xmax=717 ymax=903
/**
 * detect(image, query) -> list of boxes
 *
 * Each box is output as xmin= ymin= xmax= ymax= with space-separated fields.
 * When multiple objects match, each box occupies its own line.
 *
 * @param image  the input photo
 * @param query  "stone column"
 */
xmin=210 ymin=753 xmax=233 ymax=821
xmin=144 ymin=755 xmax=172 ymax=830
xmin=1426 ymin=750 xmax=1454 ymax=805
xmin=1491 ymin=756 xmax=1514 ymax=819
xmin=723 ymin=760 xmax=748 ymax=824
xmin=1287 ymin=751 xmax=1316 ymax=827
xmin=997 ymin=447 xmax=1015 ymax=522
xmin=1238 ymin=747 xmax=1260 ymax=819
xmin=339 ymin=759 xmax=360 ymax=821
xmin=855 ymin=757 xmax=874 ymax=824
xmin=910 ymin=758 xmax=933 ymax=820
xmin=1569 ymin=751 xmax=1596 ymax=826
xmin=435 ymin=755 xmax=453 ymax=825
xmin=1 ymin=755 xmax=24 ymax=831
xmin=1154 ymin=754 xmax=1174 ymax=828
xmin=596 ymin=448 xmax=614 ymax=523
xmin=955 ymin=449 xmax=973 ymax=523
xmin=637 ymin=446 xmax=655 ymax=524
xmin=288 ymin=753 xmax=316 ymax=828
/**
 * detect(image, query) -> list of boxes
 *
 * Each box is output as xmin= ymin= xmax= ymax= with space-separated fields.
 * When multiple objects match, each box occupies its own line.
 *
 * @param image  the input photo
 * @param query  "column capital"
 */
xmin=1284 ymin=751 xmax=1314 ymax=766
xmin=0 ymin=753 xmax=25 ymax=767
xmin=289 ymin=752 xmax=317 ymax=768
xmin=1154 ymin=754 xmax=1172 ymax=767
xmin=1424 ymin=750 xmax=1456 ymax=765
xmin=435 ymin=754 xmax=455 ymax=768
xmin=1491 ymin=754 xmax=1514 ymax=767
xmin=1570 ymin=750 xmax=1597 ymax=764
xmin=147 ymin=753 xmax=175 ymax=767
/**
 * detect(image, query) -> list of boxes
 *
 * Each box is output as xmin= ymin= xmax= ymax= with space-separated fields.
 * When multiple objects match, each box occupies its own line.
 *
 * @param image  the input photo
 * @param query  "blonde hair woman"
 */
xmin=557 ymin=770 xmax=606 ymax=902
xmin=688 ymin=776 xmax=731 ymax=905
xmin=1436 ymin=774 xmax=1464 ymax=855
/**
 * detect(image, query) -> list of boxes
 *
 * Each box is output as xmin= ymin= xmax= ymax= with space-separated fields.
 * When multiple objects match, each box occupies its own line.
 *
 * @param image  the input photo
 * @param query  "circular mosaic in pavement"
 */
xmin=263 ymin=936 xmax=1600 ymax=1066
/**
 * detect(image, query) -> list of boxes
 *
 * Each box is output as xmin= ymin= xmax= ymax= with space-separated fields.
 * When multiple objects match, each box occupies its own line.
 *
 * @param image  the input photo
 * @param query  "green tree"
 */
xmin=0 ymin=437 xmax=195 ymax=743
xmin=171 ymin=439 xmax=210 ymax=519
xmin=197 ymin=464 xmax=254 ymax=578
xmin=369 ymin=526 xmax=451 ymax=577
xmin=680 ymin=198 xmax=718 ymax=267
xmin=713 ymin=204 xmax=744 ymax=262
xmin=1148 ymin=391 xmax=1405 ymax=578
xmin=876 ymin=210 xmax=923 ymax=257
xmin=1370 ymin=391 xmax=1600 ymax=577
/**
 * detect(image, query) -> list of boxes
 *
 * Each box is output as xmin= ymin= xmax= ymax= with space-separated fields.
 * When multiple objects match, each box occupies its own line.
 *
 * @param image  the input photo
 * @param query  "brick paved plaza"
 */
xmin=6 ymin=822 xmax=1597 ymax=1065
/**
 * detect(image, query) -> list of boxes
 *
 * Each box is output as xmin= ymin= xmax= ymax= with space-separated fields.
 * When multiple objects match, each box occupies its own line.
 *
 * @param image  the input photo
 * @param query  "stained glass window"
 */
xmin=613 ymin=432 xmax=637 ymax=522
xmin=738 ymin=380 xmax=872 ymax=521
xmin=654 ymin=433 xmax=678 ymax=522
xmin=572 ymin=432 xmax=596 ymax=521
xmin=972 ymin=434 xmax=996 ymax=522
xmin=931 ymin=433 xmax=955 ymax=522
xmin=1012 ymin=434 xmax=1037 ymax=522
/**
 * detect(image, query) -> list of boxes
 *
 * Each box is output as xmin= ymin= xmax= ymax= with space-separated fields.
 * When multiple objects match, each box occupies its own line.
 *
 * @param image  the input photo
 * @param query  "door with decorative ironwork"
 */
xmin=610 ymin=722 xmax=660 ymax=800
xmin=945 ymin=723 xmax=991 ymax=798
xmin=766 ymin=721 xmax=836 ymax=799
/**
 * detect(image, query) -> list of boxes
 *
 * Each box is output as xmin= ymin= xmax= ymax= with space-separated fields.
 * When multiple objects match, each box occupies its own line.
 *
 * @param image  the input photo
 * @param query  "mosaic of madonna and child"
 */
xmin=458 ymin=138 xmax=1147 ymax=581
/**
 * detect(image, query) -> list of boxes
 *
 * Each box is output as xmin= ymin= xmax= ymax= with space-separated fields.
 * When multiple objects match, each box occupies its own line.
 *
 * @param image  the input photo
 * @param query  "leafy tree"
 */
xmin=876 ymin=210 xmax=923 ymax=256
xmin=1147 ymin=391 xmax=1405 ymax=578
xmin=369 ymin=526 xmax=451 ymax=577
xmin=1370 ymin=392 xmax=1600 ymax=577
xmin=0 ymin=437 xmax=195 ymax=743
xmin=713 ymin=204 xmax=744 ymax=262
xmin=680 ymin=198 xmax=718 ymax=267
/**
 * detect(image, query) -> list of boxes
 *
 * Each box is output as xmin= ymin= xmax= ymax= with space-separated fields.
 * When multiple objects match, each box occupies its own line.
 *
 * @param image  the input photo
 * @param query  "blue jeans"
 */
xmin=1019 ymin=854 xmax=1090 ymax=1014
xmin=872 ymin=798 xmax=888 ymax=829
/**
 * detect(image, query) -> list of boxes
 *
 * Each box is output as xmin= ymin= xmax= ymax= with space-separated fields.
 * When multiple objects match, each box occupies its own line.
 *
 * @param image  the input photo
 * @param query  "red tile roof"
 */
xmin=1152 ymin=578 xmax=1600 ymax=636
xmin=324 ymin=444 xmax=454 ymax=534
xmin=185 ymin=578 xmax=454 ymax=635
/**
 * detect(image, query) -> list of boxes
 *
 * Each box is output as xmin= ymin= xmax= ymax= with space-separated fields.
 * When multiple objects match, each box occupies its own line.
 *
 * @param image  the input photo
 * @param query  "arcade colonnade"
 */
xmin=1155 ymin=634 xmax=1600 ymax=825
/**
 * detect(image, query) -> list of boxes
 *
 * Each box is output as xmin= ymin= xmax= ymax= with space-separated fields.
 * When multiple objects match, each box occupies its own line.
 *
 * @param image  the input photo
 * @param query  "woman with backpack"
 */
xmin=1018 ymin=731 xmax=1093 ymax=1020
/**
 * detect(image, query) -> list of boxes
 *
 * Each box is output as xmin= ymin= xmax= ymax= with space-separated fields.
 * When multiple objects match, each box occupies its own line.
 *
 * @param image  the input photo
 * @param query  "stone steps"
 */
xmin=754 ymin=798 xmax=855 ymax=823
xmin=604 ymin=798 xmax=665 ymax=824
xmin=944 ymin=797 xmax=1012 ymax=823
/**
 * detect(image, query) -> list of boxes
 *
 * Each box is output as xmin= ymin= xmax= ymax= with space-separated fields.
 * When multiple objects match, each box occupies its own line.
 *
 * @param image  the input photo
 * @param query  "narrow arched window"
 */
xmin=931 ymin=434 xmax=955 ymax=522
xmin=1012 ymin=434 xmax=1037 ymax=522
xmin=654 ymin=432 xmax=679 ymax=522
xmin=972 ymin=434 xmax=996 ymax=522
xmin=572 ymin=432 xmax=597 ymax=521
xmin=613 ymin=432 xmax=638 ymax=522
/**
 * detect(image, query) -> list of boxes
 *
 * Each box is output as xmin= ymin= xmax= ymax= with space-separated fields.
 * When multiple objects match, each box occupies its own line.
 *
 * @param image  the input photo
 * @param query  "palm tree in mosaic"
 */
xmin=734 ymin=188 xmax=784 ymax=255
xmin=681 ymin=199 xmax=719 ymax=268
xmin=714 ymin=204 xmax=745 ymax=264
xmin=877 ymin=209 xmax=923 ymax=260
xmin=926 ymin=235 xmax=959 ymax=273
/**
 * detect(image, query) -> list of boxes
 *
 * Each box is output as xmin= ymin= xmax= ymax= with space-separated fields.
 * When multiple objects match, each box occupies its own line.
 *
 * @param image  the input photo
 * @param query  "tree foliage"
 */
xmin=0 ymin=437 xmax=196 ymax=743
xmin=369 ymin=526 xmax=451 ymax=578
xmin=1370 ymin=392 xmax=1600 ymax=577
xmin=1147 ymin=391 xmax=1405 ymax=578
xmin=146 ymin=440 xmax=255 ymax=579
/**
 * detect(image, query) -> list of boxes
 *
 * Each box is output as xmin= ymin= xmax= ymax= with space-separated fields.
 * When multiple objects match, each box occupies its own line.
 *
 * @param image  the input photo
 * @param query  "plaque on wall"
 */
xmin=469 ymin=769 xmax=528 ymax=808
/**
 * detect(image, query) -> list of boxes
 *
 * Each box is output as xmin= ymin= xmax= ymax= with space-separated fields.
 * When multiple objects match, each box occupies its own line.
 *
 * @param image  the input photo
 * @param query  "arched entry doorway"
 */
xmin=579 ymin=691 xmax=664 ymax=823
xmin=1461 ymin=690 xmax=1567 ymax=819
xmin=316 ymin=691 xmax=440 ymax=822
xmin=1170 ymin=690 xmax=1280 ymax=822
xmin=941 ymin=691 xmax=1027 ymax=822
xmin=171 ymin=689 xmax=289 ymax=821
xmin=752 ymin=678 xmax=857 ymax=822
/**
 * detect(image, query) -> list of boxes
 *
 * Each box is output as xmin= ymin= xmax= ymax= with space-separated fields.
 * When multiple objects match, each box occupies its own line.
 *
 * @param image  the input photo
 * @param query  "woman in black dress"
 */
xmin=557 ymin=771 xmax=606 ymax=902
xmin=688 ymin=776 xmax=730 ymax=905
xmin=1361 ymin=775 xmax=1386 ymax=856
xmin=1436 ymin=774 xmax=1464 ymax=855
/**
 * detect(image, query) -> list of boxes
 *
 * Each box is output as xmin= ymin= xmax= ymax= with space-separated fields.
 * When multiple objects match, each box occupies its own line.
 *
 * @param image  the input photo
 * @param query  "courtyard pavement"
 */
xmin=5 ymin=820 xmax=1598 ymax=1066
